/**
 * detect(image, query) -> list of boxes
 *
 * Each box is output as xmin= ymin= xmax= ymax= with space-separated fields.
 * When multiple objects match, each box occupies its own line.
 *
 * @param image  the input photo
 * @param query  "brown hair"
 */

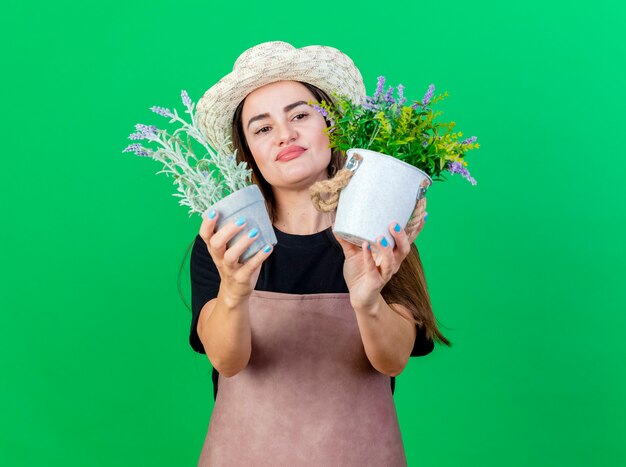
xmin=231 ymin=81 xmax=451 ymax=347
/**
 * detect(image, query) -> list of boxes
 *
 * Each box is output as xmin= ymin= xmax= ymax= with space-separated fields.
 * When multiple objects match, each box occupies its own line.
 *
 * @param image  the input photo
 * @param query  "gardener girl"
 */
xmin=189 ymin=41 xmax=450 ymax=466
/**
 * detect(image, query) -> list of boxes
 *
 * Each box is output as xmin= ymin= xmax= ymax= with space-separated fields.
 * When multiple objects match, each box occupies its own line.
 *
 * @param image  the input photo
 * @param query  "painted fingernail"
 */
xmin=424 ymin=213 xmax=428 ymax=221
xmin=393 ymin=223 xmax=401 ymax=232
xmin=235 ymin=217 xmax=246 ymax=226
xmin=263 ymin=245 xmax=272 ymax=253
xmin=248 ymin=228 xmax=258 ymax=238
xmin=367 ymin=244 xmax=371 ymax=251
xmin=208 ymin=210 xmax=216 ymax=220
xmin=380 ymin=237 xmax=389 ymax=248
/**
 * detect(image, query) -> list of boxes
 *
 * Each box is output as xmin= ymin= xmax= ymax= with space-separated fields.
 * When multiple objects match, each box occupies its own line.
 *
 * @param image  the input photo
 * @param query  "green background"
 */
xmin=2 ymin=0 xmax=624 ymax=465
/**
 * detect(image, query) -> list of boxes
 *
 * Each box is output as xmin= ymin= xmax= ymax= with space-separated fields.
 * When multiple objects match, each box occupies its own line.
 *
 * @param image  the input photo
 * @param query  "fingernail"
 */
xmin=263 ymin=245 xmax=272 ymax=253
xmin=380 ymin=237 xmax=389 ymax=248
xmin=424 ymin=213 xmax=428 ymax=221
xmin=367 ymin=244 xmax=371 ymax=251
xmin=235 ymin=217 xmax=246 ymax=226
xmin=248 ymin=228 xmax=258 ymax=238
xmin=393 ymin=223 xmax=401 ymax=232
xmin=208 ymin=210 xmax=216 ymax=220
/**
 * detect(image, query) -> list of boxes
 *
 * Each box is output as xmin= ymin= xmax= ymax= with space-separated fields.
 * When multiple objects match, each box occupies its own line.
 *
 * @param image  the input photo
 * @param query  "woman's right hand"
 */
xmin=199 ymin=210 xmax=273 ymax=305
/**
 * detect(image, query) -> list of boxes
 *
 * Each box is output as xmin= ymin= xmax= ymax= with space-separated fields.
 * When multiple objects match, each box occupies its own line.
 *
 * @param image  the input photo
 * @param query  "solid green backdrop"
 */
xmin=1 ymin=0 xmax=624 ymax=465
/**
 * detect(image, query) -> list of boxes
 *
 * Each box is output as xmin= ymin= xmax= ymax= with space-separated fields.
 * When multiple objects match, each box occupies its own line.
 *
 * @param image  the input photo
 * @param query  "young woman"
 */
xmin=189 ymin=41 xmax=451 ymax=466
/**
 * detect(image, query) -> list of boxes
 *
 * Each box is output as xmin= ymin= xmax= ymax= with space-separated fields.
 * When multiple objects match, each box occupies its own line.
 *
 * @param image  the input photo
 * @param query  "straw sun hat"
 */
xmin=196 ymin=41 xmax=366 ymax=151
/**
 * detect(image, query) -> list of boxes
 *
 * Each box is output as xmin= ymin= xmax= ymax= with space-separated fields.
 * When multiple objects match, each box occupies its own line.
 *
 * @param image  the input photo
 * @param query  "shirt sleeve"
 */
xmin=189 ymin=234 xmax=222 ymax=354
xmin=410 ymin=323 xmax=435 ymax=357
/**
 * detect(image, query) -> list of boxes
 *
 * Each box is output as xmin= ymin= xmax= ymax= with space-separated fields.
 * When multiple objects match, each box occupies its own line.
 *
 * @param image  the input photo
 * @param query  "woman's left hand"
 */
xmin=334 ymin=198 xmax=427 ymax=311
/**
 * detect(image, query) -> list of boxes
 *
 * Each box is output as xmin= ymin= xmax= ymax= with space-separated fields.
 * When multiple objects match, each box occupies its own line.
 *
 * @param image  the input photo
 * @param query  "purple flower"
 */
xmin=422 ymin=84 xmax=435 ymax=106
xmin=397 ymin=84 xmax=406 ymax=106
xmin=384 ymin=86 xmax=395 ymax=104
xmin=411 ymin=101 xmax=422 ymax=110
xmin=462 ymin=136 xmax=477 ymax=145
xmin=122 ymin=143 xmax=151 ymax=157
xmin=128 ymin=124 xmax=158 ymax=141
xmin=447 ymin=161 xmax=477 ymax=185
xmin=312 ymin=104 xmax=329 ymax=118
xmin=312 ymin=104 xmax=335 ymax=126
xmin=373 ymin=76 xmax=386 ymax=101
xmin=134 ymin=124 xmax=158 ymax=139
xmin=362 ymin=96 xmax=378 ymax=112
xmin=181 ymin=90 xmax=192 ymax=109
xmin=150 ymin=106 xmax=173 ymax=117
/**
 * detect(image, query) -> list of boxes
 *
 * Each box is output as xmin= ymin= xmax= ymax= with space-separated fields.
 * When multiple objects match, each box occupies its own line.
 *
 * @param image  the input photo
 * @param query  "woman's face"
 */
xmin=241 ymin=80 xmax=331 ymax=191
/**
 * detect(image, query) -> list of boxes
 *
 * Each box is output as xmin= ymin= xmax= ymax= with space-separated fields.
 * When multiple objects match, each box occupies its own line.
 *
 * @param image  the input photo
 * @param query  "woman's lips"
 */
xmin=276 ymin=148 xmax=306 ymax=161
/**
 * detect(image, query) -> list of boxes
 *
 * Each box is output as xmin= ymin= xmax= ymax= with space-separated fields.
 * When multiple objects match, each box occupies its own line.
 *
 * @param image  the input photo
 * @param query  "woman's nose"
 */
xmin=276 ymin=122 xmax=297 ymax=145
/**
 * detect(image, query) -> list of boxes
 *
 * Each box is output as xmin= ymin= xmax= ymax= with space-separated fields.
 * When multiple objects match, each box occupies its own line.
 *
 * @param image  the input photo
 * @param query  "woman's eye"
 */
xmin=255 ymin=126 xmax=270 ymax=135
xmin=293 ymin=112 xmax=308 ymax=120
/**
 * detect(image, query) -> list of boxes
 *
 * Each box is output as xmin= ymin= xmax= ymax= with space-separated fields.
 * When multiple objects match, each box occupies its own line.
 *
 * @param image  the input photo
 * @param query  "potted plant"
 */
xmin=122 ymin=90 xmax=277 ymax=262
xmin=310 ymin=76 xmax=479 ymax=249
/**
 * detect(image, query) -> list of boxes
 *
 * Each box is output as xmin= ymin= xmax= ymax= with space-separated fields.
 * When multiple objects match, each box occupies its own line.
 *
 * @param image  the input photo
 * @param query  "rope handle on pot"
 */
xmin=310 ymin=153 xmax=362 ymax=213
xmin=309 ymin=167 xmax=355 ymax=213
xmin=405 ymin=197 xmax=427 ymax=240
xmin=310 ymin=152 xmax=427 ymax=239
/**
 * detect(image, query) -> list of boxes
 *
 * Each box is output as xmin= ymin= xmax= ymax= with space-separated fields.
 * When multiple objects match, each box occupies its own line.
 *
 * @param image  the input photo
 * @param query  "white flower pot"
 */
xmin=333 ymin=149 xmax=432 ymax=250
xmin=206 ymin=184 xmax=277 ymax=263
